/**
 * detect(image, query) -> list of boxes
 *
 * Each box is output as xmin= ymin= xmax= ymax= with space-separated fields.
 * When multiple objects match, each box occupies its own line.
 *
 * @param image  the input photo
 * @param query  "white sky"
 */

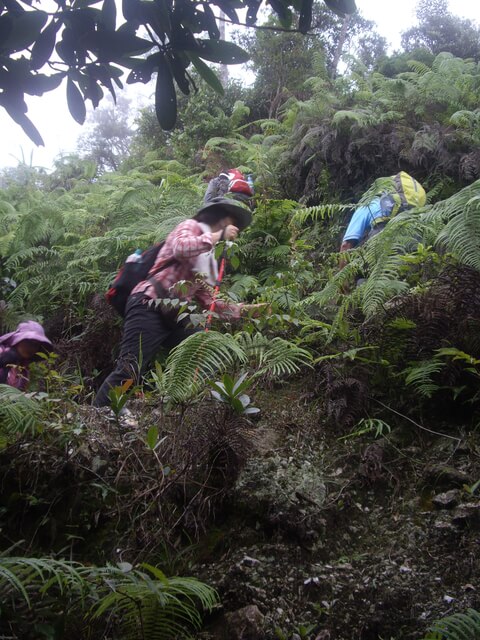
xmin=1 ymin=0 xmax=480 ymax=171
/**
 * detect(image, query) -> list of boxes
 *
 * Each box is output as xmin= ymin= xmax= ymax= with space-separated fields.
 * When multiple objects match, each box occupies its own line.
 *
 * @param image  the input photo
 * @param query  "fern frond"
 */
xmin=255 ymin=337 xmax=312 ymax=377
xmin=424 ymin=608 xmax=480 ymax=639
xmin=403 ymin=359 xmax=445 ymax=398
xmin=235 ymin=332 xmax=312 ymax=377
xmin=164 ymin=331 xmax=246 ymax=402
xmin=228 ymin=274 xmax=260 ymax=299
xmin=407 ymin=59 xmax=431 ymax=76
xmin=436 ymin=198 xmax=480 ymax=271
xmin=0 ymin=556 xmax=218 ymax=640
xmin=0 ymin=385 xmax=44 ymax=435
xmin=6 ymin=246 xmax=59 ymax=269
xmin=291 ymin=203 xmax=352 ymax=226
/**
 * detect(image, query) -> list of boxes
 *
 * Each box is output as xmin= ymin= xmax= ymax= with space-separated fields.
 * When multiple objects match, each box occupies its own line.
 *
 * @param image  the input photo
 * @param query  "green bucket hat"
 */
xmin=194 ymin=195 xmax=252 ymax=230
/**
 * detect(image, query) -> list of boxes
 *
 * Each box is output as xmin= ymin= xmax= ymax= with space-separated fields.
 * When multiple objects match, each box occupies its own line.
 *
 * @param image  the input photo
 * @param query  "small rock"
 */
xmin=304 ymin=577 xmax=321 ymax=587
xmin=443 ymin=595 xmax=455 ymax=603
xmin=400 ymin=565 xmax=412 ymax=573
xmin=425 ymin=465 xmax=470 ymax=489
xmin=451 ymin=504 xmax=480 ymax=527
xmin=432 ymin=489 xmax=461 ymax=510
xmin=223 ymin=605 xmax=265 ymax=640
xmin=240 ymin=556 xmax=261 ymax=567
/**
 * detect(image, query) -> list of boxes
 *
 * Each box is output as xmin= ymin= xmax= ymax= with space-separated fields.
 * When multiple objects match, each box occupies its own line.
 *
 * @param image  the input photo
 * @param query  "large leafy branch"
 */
xmin=0 ymin=0 xmax=356 ymax=143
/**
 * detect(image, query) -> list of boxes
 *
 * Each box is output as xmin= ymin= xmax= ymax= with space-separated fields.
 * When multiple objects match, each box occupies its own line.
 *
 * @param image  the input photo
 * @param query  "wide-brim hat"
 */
xmin=194 ymin=196 xmax=252 ymax=230
xmin=7 ymin=321 xmax=53 ymax=349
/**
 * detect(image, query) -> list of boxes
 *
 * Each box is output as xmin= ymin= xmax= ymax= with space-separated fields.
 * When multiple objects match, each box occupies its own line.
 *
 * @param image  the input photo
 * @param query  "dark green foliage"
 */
xmin=131 ymin=77 xmax=250 ymax=170
xmin=0 ymin=0 xmax=356 ymax=142
xmin=238 ymin=4 xmax=385 ymax=120
xmin=423 ymin=608 xmax=480 ymax=639
xmin=402 ymin=0 xmax=480 ymax=60
xmin=0 ymin=556 xmax=219 ymax=640
xmin=281 ymin=53 xmax=480 ymax=202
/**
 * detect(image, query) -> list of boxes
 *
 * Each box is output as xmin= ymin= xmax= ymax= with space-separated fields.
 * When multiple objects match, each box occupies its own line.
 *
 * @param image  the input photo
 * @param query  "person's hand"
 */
xmin=222 ymin=224 xmax=239 ymax=241
xmin=213 ymin=225 xmax=239 ymax=244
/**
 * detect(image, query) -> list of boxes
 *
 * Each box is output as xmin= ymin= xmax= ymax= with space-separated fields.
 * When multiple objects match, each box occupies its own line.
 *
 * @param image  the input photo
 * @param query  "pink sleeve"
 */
xmin=172 ymin=220 xmax=213 ymax=259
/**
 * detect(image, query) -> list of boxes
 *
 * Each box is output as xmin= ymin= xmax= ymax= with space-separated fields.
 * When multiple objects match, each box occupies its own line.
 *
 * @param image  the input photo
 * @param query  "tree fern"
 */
xmin=0 ymin=384 xmax=43 ymax=436
xmin=91 ymin=563 xmax=218 ymax=640
xmin=423 ymin=608 xmax=480 ymax=640
xmin=0 ymin=555 xmax=219 ymax=640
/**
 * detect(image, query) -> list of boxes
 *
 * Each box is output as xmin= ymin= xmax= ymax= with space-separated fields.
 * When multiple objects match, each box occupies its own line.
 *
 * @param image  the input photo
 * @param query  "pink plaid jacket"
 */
xmin=131 ymin=219 xmax=242 ymax=318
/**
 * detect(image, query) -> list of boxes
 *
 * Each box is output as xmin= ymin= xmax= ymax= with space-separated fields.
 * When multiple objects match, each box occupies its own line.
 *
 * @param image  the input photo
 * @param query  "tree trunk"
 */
xmin=219 ymin=11 xmax=229 ymax=85
xmin=330 ymin=14 xmax=350 ymax=77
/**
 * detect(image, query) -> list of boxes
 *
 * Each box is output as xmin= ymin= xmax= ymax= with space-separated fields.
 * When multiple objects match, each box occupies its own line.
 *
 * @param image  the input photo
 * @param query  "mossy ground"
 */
xmin=1 ymin=379 xmax=479 ymax=639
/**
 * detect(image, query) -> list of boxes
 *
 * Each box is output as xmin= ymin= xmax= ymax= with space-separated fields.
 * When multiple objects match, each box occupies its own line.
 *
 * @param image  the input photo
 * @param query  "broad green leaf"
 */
xmin=155 ymin=56 xmax=177 ymax=130
xmin=188 ymin=53 xmax=224 ymax=95
xmin=167 ymin=55 xmax=188 ymax=95
xmin=101 ymin=0 xmax=117 ymax=30
xmin=67 ymin=77 xmax=86 ymax=124
xmin=185 ymin=39 xmax=249 ymax=65
xmin=56 ymin=33 xmax=76 ymax=65
xmin=122 ymin=0 xmax=142 ymax=21
xmin=298 ymin=0 xmax=312 ymax=33
xmin=1 ymin=98 xmax=44 ymax=146
xmin=202 ymin=4 xmax=220 ymax=39
xmin=95 ymin=30 xmax=153 ymax=59
xmin=151 ymin=0 xmax=171 ymax=38
xmin=146 ymin=425 xmax=158 ymax=449
xmin=221 ymin=374 xmax=234 ymax=395
xmin=25 ymin=72 xmax=64 ymax=96
xmin=246 ymin=1 xmax=260 ymax=25
xmin=324 ymin=0 xmax=357 ymax=16
xmin=231 ymin=397 xmax=244 ymax=413
xmin=3 ymin=10 xmax=48 ymax=52
xmin=216 ymin=0 xmax=239 ymax=23
xmin=31 ymin=19 xmax=59 ymax=70
xmin=269 ymin=0 xmax=292 ymax=28
xmin=0 ymin=15 xmax=13 ymax=47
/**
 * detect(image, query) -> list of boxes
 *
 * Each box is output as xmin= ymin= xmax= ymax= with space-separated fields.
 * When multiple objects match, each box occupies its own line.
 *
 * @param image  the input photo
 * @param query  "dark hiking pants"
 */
xmin=94 ymin=293 xmax=198 ymax=407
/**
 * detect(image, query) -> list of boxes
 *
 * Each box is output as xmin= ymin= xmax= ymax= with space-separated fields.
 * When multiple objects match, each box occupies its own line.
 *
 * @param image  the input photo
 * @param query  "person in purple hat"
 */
xmin=0 ymin=321 xmax=53 ymax=390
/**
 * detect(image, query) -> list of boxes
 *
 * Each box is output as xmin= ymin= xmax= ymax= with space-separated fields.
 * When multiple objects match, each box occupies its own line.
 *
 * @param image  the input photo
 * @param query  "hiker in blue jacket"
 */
xmin=340 ymin=197 xmax=385 ymax=252
xmin=340 ymin=172 xmax=427 ymax=253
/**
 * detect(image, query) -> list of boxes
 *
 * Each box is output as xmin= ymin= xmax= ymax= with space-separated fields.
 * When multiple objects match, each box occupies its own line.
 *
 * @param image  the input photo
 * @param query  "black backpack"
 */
xmin=106 ymin=243 xmax=168 ymax=317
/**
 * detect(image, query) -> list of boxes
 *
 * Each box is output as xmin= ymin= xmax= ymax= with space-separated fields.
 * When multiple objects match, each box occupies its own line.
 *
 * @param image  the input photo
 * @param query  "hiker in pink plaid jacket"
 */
xmin=95 ymin=196 xmax=262 ymax=408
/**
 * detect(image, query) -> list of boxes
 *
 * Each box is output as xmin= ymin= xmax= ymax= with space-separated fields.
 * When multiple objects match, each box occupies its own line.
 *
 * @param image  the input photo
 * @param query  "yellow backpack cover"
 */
xmin=390 ymin=171 xmax=426 ymax=214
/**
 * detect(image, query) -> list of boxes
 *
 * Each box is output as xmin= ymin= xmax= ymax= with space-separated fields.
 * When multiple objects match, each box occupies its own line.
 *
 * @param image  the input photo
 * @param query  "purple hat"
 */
xmin=0 ymin=321 xmax=52 ymax=348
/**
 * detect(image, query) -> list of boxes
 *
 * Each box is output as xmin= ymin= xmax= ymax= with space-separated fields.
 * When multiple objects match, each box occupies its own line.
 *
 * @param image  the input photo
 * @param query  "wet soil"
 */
xmin=191 ymin=382 xmax=480 ymax=640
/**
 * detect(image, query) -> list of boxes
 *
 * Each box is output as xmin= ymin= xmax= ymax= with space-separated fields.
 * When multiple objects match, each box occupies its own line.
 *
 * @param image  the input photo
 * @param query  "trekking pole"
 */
xmin=205 ymin=241 xmax=230 ymax=332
